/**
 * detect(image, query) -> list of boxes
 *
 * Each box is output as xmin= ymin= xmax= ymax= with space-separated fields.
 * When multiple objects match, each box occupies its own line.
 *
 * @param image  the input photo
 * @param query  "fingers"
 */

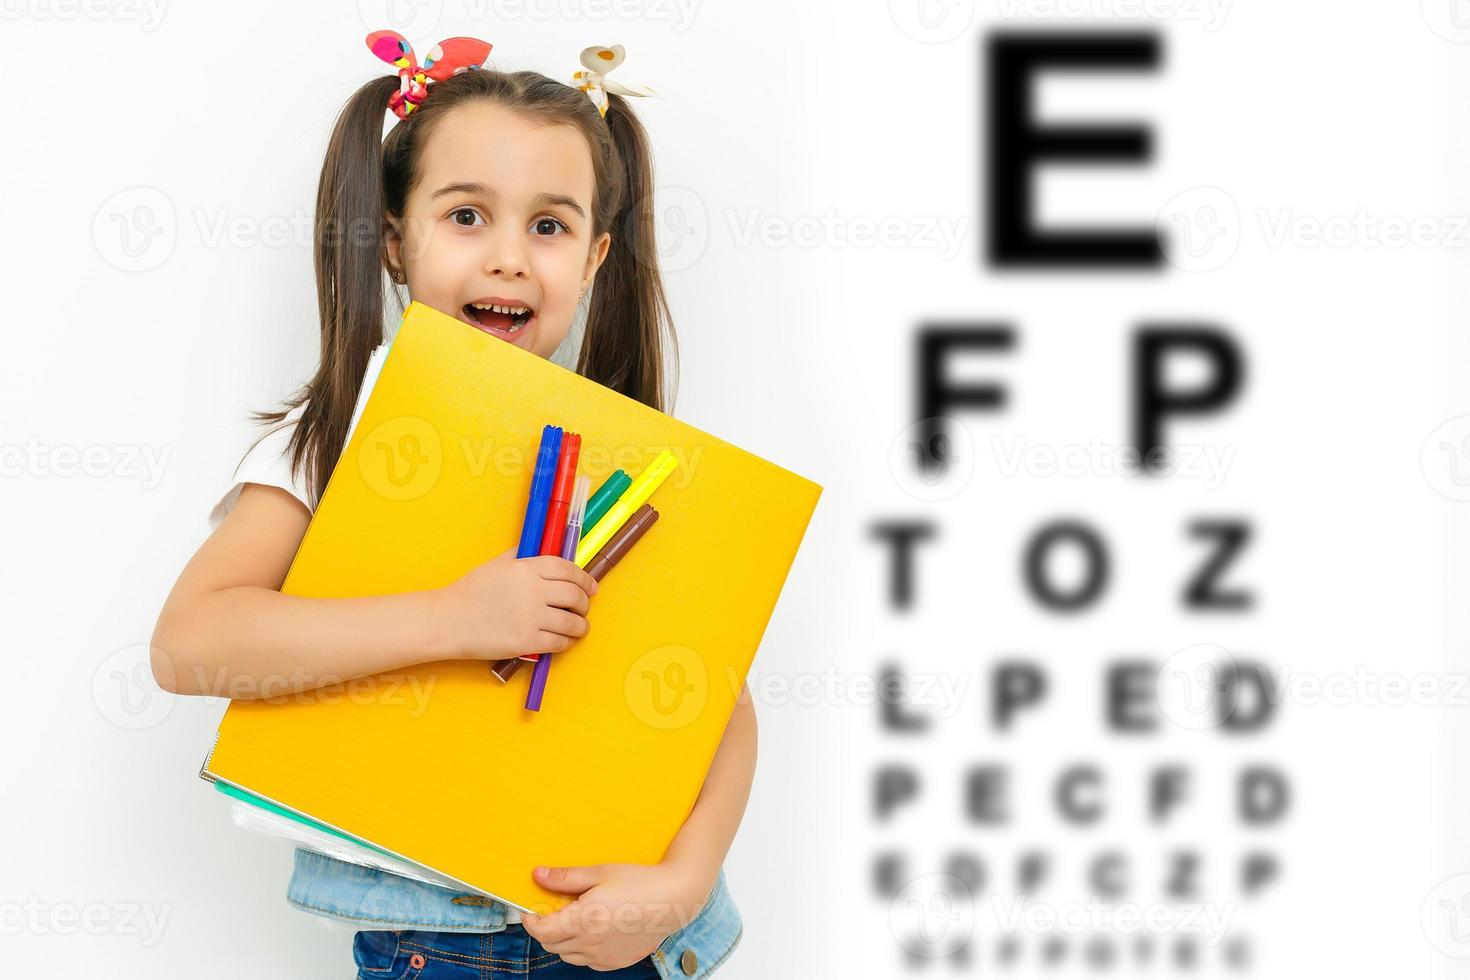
xmin=533 ymin=632 xmax=569 ymax=653
xmin=533 ymin=614 xmax=587 ymax=654
xmin=544 ymin=580 xmax=590 ymax=617
xmin=530 ymin=556 xmax=599 ymax=597
xmin=523 ymin=902 xmax=582 ymax=945
xmin=545 ymin=608 xmax=589 ymax=639
xmin=545 ymin=942 xmax=596 ymax=964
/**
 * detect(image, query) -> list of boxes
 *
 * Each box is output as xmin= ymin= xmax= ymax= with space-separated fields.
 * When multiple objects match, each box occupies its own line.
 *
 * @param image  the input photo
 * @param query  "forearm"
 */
xmin=152 ymin=586 xmax=456 ymax=699
xmin=662 ymin=683 xmax=758 ymax=897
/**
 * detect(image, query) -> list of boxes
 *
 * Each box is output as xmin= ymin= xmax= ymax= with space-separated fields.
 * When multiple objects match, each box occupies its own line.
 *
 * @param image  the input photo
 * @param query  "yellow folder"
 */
xmin=200 ymin=301 xmax=822 ymax=913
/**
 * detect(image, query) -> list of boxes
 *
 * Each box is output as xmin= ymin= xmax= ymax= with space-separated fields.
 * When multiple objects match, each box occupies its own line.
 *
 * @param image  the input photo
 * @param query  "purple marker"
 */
xmin=525 ymin=475 xmax=591 ymax=710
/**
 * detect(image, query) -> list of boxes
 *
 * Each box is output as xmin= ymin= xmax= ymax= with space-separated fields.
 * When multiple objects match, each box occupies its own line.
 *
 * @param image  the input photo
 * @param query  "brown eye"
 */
xmin=533 ymin=217 xmax=568 ymax=237
xmin=450 ymin=207 xmax=484 ymax=227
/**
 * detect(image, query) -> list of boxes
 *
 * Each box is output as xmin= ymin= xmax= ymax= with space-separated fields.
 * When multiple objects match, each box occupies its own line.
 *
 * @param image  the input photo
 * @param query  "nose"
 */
xmin=483 ymin=224 xmax=530 ymax=280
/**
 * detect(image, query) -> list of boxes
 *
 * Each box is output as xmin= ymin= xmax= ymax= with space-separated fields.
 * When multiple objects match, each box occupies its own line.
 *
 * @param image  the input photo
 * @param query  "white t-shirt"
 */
xmin=207 ymin=402 xmax=313 ymax=532
xmin=208 ymin=342 xmax=391 ymax=533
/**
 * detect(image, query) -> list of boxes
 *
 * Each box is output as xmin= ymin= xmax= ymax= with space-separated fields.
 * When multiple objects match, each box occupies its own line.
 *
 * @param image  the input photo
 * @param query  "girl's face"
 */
xmin=384 ymin=101 xmax=610 ymax=359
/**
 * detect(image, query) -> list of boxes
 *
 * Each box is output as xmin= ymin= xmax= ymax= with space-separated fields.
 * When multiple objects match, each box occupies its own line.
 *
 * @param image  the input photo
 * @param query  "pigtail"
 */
xmin=249 ymin=75 xmax=400 ymax=508
xmin=578 ymin=92 xmax=679 ymax=413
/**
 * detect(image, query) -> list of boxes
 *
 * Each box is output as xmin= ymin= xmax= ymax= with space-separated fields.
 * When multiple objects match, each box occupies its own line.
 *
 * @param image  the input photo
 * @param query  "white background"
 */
xmin=7 ymin=0 xmax=1470 ymax=976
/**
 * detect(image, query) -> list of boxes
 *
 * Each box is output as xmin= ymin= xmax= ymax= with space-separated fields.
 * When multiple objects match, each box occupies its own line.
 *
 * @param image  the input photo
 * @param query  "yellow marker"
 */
xmin=575 ymin=450 xmax=677 ymax=566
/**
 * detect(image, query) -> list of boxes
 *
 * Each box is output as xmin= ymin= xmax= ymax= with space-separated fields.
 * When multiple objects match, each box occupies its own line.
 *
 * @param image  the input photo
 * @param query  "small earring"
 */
xmin=394 ymin=271 xmax=404 ymax=284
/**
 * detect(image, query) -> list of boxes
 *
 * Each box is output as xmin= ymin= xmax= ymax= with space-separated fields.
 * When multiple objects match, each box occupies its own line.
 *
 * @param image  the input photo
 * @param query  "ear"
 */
xmin=383 ymin=213 xmax=404 ymax=278
xmin=583 ymin=231 xmax=612 ymax=286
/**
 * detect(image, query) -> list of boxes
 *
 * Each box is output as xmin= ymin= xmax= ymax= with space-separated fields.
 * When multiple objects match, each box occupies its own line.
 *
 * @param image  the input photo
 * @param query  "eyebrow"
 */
xmin=429 ymin=182 xmax=586 ymax=220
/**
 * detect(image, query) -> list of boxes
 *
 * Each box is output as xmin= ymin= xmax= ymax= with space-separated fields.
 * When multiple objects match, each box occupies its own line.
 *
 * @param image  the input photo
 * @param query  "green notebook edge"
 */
xmin=213 ymin=780 xmax=395 ymax=858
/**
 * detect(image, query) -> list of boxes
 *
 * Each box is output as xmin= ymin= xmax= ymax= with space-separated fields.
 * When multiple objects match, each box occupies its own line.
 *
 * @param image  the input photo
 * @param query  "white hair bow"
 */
xmin=571 ymin=45 xmax=657 ymax=119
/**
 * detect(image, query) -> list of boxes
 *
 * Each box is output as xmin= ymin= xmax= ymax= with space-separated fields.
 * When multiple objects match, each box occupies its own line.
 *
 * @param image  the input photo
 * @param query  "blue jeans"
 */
xmin=353 ymin=924 xmax=662 ymax=979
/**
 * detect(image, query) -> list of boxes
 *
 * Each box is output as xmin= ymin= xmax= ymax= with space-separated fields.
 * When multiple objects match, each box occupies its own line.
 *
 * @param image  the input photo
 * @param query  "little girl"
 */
xmin=151 ymin=32 xmax=752 ymax=980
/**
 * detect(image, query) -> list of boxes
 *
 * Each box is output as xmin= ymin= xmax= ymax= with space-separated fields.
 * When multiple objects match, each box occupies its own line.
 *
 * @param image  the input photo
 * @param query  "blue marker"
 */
xmin=516 ymin=425 xmax=562 ymax=558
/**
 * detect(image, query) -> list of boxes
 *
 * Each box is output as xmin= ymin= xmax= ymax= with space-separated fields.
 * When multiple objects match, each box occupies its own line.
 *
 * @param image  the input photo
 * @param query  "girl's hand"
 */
xmin=522 ymin=861 xmax=715 ymax=971
xmin=433 ymin=546 xmax=598 ymax=662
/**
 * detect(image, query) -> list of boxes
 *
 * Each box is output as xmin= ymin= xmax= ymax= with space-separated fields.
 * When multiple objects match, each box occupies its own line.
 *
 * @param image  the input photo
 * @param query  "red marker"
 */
xmin=538 ymin=432 xmax=581 ymax=559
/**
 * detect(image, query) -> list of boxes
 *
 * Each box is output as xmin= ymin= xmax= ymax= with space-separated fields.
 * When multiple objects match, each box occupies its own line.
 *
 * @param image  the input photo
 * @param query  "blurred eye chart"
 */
xmin=23 ymin=2 xmax=1470 ymax=977
xmin=780 ymin=3 xmax=1470 ymax=977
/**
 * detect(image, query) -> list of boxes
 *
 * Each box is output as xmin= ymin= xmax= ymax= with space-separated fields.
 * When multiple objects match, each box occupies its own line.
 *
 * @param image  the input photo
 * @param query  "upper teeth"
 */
xmin=471 ymin=302 xmax=529 ymax=315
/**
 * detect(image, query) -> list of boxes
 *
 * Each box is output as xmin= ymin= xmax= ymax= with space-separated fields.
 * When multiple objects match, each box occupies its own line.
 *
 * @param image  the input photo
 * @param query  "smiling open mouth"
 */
xmin=463 ymin=302 xmax=534 ymax=334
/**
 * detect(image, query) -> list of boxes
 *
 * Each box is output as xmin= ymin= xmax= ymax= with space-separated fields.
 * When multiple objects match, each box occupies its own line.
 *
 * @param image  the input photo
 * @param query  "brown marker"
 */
xmin=490 ymin=504 xmax=661 ymax=683
xmin=584 ymin=503 xmax=659 ymax=581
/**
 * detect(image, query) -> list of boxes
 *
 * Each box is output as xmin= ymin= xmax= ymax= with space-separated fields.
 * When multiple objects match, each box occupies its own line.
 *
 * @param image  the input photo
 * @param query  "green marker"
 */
xmin=580 ymin=470 xmax=631 ymax=538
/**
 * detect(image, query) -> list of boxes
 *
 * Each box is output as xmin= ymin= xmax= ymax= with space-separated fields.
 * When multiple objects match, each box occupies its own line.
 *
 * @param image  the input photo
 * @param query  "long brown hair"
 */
xmin=246 ymin=68 xmax=677 ymax=509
